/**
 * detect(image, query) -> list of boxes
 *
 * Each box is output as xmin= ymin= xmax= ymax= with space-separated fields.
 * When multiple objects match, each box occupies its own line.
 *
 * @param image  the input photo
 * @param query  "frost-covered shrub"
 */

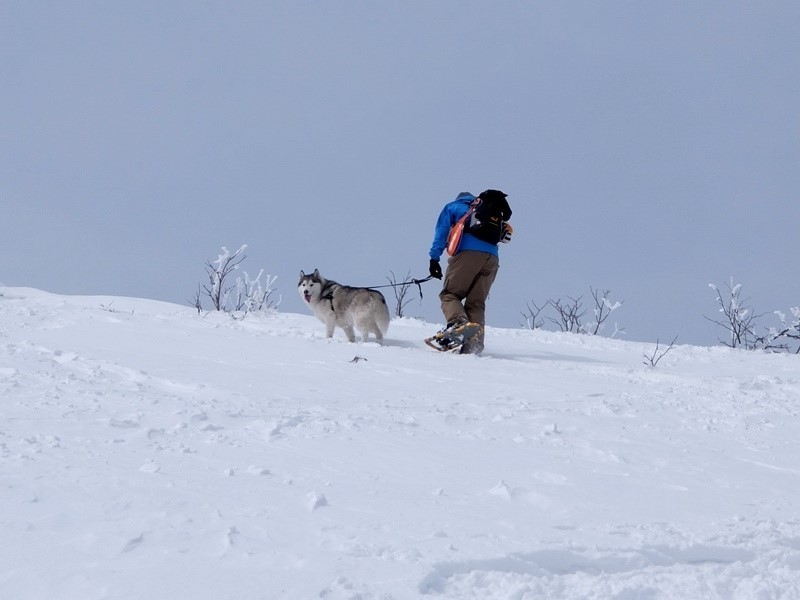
xmin=706 ymin=277 xmax=798 ymax=353
xmin=764 ymin=307 xmax=800 ymax=354
xmin=233 ymin=269 xmax=280 ymax=313
xmin=706 ymin=278 xmax=761 ymax=349
xmin=198 ymin=245 xmax=280 ymax=314
xmin=521 ymin=287 xmax=624 ymax=338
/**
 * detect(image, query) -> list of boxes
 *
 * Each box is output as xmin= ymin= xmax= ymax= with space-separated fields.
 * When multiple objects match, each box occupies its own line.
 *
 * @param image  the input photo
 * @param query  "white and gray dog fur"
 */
xmin=298 ymin=269 xmax=390 ymax=344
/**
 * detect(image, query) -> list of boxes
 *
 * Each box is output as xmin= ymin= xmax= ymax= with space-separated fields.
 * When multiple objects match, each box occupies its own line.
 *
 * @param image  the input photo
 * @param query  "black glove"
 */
xmin=429 ymin=259 xmax=443 ymax=279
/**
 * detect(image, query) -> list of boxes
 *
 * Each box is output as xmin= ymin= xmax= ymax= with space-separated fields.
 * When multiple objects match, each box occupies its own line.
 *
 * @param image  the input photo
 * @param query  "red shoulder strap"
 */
xmin=455 ymin=199 xmax=480 ymax=226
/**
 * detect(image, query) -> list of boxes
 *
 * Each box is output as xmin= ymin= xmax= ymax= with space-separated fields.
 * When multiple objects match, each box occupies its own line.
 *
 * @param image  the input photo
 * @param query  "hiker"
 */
xmin=427 ymin=189 xmax=512 ymax=354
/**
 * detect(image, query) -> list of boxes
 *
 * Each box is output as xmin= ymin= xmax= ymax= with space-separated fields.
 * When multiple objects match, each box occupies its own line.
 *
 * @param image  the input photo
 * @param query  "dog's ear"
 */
xmin=313 ymin=268 xmax=320 ymax=278
xmin=299 ymin=270 xmax=306 ymax=279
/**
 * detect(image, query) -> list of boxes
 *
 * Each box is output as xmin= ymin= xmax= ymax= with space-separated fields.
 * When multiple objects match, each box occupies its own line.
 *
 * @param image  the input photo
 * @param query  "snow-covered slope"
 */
xmin=2 ymin=287 xmax=799 ymax=599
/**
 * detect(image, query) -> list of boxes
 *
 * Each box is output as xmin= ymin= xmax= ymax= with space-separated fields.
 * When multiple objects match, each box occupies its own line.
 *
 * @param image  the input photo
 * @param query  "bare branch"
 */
xmin=189 ymin=284 xmax=203 ymax=314
xmin=521 ymin=301 xmax=546 ymax=330
xmin=547 ymin=296 xmax=585 ymax=333
xmin=643 ymin=335 xmax=678 ymax=368
xmin=581 ymin=287 xmax=623 ymax=335
xmin=386 ymin=270 xmax=415 ymax=318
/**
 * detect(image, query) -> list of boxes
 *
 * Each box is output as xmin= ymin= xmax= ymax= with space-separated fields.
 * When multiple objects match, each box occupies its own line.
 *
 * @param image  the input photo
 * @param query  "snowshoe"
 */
xmin=424 ymin=322 xmax=484 ymax=354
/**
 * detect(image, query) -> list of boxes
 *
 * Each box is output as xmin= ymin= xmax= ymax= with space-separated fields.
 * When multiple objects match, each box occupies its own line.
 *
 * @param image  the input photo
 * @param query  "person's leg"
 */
xmin=439 ymin=252 xmax=483 ymax=325
xmin=460 ymin=254 xmax=499 ymax=354
xmin=463 ymin=254 xmax=499 ymax=326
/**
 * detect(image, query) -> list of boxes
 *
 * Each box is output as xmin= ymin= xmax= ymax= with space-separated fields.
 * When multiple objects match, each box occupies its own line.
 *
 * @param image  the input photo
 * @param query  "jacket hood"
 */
xmin=455 ymin=192 xmax=476 ymax=203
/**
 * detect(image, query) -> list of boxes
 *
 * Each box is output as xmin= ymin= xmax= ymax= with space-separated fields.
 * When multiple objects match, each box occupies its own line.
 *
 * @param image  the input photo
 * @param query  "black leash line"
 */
xmin=363 ymin=275 xmax=435 ymax=300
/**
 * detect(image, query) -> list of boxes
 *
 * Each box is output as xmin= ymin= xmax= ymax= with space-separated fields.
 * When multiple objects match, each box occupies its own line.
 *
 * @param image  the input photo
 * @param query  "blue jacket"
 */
xmin=429 ymin=192 xmax=500 ymax=260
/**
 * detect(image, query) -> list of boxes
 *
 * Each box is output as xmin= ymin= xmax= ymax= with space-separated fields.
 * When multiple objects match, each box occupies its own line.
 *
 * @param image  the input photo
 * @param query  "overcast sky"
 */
xmin=2 ymin=2 xmax=798 ymax=345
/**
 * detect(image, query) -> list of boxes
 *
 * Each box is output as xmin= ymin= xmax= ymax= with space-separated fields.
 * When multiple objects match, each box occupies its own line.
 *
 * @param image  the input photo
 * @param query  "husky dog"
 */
xmin=298 ymin=269 xmax=390 ymax=344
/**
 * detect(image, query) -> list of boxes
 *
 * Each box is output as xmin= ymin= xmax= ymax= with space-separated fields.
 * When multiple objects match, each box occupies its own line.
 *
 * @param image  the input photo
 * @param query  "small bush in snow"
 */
xmin=386 ymin=270 xmax=416 ymax=318
xmin=522 ymin=287 xmax=624 ymax=338
xmin=706 ymin=278 xmax=762 ymax=349
xmin=549 ymin=295 xmax=586 ymax=333
xmin=581 ymin=287 xmax=624 ymax=336
xmin=520 ymin=301 xmax=546 ymax=330
xmin=643 ymin=335 xmax=678 ymax=368
xmin=764 ymin=307 xmax=800 ymax=354
xmin=706 ymin=277 xmax=798 ymax=353
xmin=197 ymin=245 xmax=280 ymax=314
xmin=233 ymin=269 xmax=280 ymax=313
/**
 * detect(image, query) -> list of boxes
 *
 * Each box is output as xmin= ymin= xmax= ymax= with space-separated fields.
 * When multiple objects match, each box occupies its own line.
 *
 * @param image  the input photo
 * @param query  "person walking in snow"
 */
xmin=427 ymin=189 xmax=512 ymax=354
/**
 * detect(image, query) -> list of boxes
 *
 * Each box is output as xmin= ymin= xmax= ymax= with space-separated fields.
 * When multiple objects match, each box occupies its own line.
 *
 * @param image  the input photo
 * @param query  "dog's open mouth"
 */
xmin=303 ymin=291 xmax=312 ymax=303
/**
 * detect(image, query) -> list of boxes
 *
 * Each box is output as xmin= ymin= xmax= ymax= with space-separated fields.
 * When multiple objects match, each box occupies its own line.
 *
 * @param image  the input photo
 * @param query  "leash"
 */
xmin=364 ymin=275 xmax=435 ymax=300
xmin=322 ymin=275 xmax=435 ymax=313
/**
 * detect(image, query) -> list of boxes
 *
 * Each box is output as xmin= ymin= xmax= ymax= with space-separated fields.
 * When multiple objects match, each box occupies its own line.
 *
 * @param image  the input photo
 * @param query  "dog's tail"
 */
xmin=375 ymin=296 xmax=391 ymax=335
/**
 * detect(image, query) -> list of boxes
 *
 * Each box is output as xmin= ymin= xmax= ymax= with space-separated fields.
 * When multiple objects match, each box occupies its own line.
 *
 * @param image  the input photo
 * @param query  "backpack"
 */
xmin=467 ymin=189 xmax=512 ymax=244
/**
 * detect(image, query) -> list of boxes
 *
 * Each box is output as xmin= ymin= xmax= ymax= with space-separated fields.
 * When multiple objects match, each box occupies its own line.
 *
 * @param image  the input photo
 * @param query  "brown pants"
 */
xmin=439 ymin=251 xmax=500 ymax=328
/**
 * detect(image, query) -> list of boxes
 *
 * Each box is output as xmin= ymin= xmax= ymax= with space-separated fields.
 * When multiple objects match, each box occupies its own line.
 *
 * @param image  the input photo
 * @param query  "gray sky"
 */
xmin=2 ymin=2 xmax=798 ymax=345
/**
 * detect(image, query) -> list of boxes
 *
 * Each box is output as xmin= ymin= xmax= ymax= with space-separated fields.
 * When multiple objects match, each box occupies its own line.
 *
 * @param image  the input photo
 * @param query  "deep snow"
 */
xmin=1 ymin=287 xmax=799 ymax=599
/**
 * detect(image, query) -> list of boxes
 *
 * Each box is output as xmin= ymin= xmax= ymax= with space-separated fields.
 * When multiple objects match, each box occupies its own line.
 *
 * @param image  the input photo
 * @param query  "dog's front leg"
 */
xmin=343 ymin=325 xmax=356 ymax=342
xmin=325 ymin=317 xmax=336 ymax=338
